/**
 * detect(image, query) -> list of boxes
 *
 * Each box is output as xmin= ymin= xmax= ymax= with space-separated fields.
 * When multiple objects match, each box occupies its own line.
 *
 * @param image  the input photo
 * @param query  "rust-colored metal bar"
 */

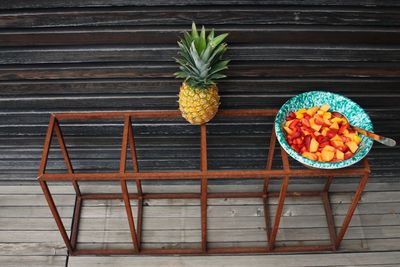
xmin=120 ymin=116 xmax=140 ymax=252
xmin=324 ymin=176 xmax=334 ymax=192
xmin=335 ymin=172 xmax=369 ymax=248
xmin=200 ymin=123 xmax=208 ymax=252
xmin=39 ymin=179 xmax=73 ymax=252
xmin=137 ymin=197 xmax=143 ymax=247
xmin=322 ymin=192 xmax=337 ymax=250
xmin=127 ymin=117 xmax=143 ymax=196
xmin=54 ymin=120 xmax=81 ymax=196
xmin=79 ymin=191 xmax=321 ymax=200
xmin=70 ymin=196 xmax=82 ymax=250
xmin=38 ymin=115 xmax=56 ymax=175
xmin=269 ymin=148 xmax=291 ymax=249
xmin=263 ymin=128 xmax=276 ymax=194
xmin=263 ymin=128 xmax=276 ymax=247
xmin=40 ymin=167 xmax=368 ymax=181
xmin=53 ymin=109 xmax=279 ymax=120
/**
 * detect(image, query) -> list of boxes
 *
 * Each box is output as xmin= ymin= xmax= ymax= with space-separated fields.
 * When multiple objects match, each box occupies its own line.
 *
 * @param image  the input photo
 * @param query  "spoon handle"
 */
xmin=352 ymin=126 xmax=397 ymax=147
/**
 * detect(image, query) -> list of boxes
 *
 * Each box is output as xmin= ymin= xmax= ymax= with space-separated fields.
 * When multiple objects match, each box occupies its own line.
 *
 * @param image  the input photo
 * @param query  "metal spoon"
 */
xmin=331 ymin=111 xmax=396 ymax=147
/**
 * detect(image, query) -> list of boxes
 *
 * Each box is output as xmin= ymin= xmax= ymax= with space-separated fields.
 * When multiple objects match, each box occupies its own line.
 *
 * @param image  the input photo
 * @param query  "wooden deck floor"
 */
xmin=1 ymin=181 xmax=400 ymax=267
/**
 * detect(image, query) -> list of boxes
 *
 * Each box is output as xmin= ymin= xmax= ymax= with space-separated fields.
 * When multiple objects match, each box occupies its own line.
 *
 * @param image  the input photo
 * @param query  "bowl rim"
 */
xmin=274 ymin=90 xmax=374 ymax=169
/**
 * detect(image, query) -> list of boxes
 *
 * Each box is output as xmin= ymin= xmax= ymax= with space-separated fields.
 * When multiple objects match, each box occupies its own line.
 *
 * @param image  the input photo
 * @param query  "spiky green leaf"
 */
xmin=174 ymin=23 xmax=229 ymax=88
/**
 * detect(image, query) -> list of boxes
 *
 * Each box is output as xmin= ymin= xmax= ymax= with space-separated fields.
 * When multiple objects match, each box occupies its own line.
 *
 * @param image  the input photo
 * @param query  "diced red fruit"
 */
xmin=338 ymin=123 xmax=349 ymax=134
xmin=291 ymin=130 xmax=301 ymax=139
xmin=301 ymin=118 xmax=311 ymax=128
xmin=304 ymin=135 xmax=312 ymax=150
xmin=344 ymin=151 xmax=353 ymax=160
xmin=319 ymin=141 xmax=330 ymax=148
xmin=289 ymin=119 xmax=300 ymax=130
xmin=341 ymin=135 xmax=352 ymax=142
xmin=326 ymin=129 xmax=338 ymax=139
xmin=304 ymin=114 xmax=311 ymax=120
xmin=314 ymin=116 xmax=324 ymax=126
xmin=288 ymin=111 xmax=296 ymax=120
xmin=316 ymin=135 xmax=324 ymax=143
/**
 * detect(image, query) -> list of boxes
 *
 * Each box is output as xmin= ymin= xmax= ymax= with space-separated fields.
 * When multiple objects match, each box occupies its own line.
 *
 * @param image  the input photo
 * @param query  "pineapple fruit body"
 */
xmin=174 ymin=22 xmax=229 ymax=125
xmin=179 ymin=82 xmax=220 ymax=125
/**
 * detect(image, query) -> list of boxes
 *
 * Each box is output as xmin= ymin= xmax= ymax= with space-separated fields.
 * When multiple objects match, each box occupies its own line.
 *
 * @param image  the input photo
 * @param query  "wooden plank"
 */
xmin=0 ymin=243 xmax=66 ymax=256
xmin=1 ymin=46 xmax=400 ymax=64
xmin=80 ymin=202 xmax=400 ymax=218
xmin=2 ymin=190 xmax=394 ymax=207
xmin=0 ymin=7 xmax=399 ymax=28
xmin=6 ymin=225 xmax=400 ymax=244
xmin=2 ymin=200 xmax=397 ymax=218
xmin=1 ymin=182 xmax=400 ymax=195
xmin=1 ymin=27 xmax=400 ymax=46
xmin=67 ymin=251 xmax=400 ymax=266
xmin=0 ymin=256 xmax=66 ymax=267
xmin=1 ymin=94 xmax=400 ymax=112
xmin=0 ymin=62 xmax=399 ymax=81
xmin=0 ymin=78 xmax=399 ymax=96
xmin=2 ymin=0 xmax=400 ymax=9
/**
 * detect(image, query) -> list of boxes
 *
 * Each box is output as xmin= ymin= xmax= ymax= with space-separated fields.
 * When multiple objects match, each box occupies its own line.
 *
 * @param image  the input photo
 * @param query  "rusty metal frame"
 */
xmin=37 ymin=109 xmax=370 ymax=255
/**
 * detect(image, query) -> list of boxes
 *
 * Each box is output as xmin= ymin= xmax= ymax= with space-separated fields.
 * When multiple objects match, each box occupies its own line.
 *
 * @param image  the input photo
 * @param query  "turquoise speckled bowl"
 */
xmin=275 ymin=91 xmax=373 ymax=169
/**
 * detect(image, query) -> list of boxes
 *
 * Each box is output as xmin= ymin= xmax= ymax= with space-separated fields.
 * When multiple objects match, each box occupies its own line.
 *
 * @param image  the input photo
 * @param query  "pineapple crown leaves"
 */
xmin=174 ymin=22 xmax=229 ymax=90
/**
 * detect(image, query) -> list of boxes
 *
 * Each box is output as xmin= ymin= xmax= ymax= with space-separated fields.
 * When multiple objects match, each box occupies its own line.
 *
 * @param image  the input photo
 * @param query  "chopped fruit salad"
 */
xmin=284 ymin=104 xmax=361 ymax=162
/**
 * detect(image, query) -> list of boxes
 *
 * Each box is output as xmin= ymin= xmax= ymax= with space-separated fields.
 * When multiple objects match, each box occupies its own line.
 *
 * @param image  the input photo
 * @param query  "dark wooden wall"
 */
xmin=0 ymin=1 xmax=399 ymax=186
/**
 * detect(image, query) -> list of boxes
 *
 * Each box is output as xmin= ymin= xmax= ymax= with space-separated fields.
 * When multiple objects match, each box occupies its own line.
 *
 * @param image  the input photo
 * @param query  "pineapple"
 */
xmin=175 ymin=22 xmax=229 ymax=125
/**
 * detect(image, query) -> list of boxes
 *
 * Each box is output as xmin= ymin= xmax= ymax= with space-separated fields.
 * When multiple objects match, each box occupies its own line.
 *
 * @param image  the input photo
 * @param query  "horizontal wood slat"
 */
xmin=1 ymin=46 xmax=400 ymax=64
xmin=1 ymin=0 xmax=400 ymax=9
xmin=0 ymin=7 xmax=399 ymax=28
xmin=1 ymin=27 xmax=400 ymax=46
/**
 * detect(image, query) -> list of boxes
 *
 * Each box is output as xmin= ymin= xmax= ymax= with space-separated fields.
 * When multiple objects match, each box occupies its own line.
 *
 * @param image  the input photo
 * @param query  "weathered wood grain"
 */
xmin=67 ymin=251 xmax=400 ymax=267
xmin=0 ymin=256 xmax=66 ymax=267
xmin=2 ymin=0 xmax=400 ymax=9
xmin=1 ymin=7 xmax=399 ymax=28
xmin=1 ymin=46 xmax=400 ymax=64
xmin=1 ymin=27 xmax=400 ymax=46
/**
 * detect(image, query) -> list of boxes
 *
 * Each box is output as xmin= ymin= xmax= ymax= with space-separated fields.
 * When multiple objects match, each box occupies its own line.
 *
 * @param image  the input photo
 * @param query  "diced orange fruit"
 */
xmin=309 ymin=138 xmax=319 ymax=153
xmin=323 ymin=112 xmax=332 ymax=120
xmin=302 ymin=152 xmax=318 ymax=161
xmin=346 ymin=141 xmax=359 ymax=153
xmin=284 ymin=126 xmax=293 ymax=135
xmin=320 ymin=104 xmax=330 ymax=112
xmin=321 ymin=147 xmax=335 ymax=161
xmin=321 ymin=127 xmax=329 ymax=136
xmin=306 ymin=106 xmax=319 ymax=117
xmin=331 ymin=134 xmax=342 ymax=142
xmin=329 ymin=122 xmax=339 ymax=130
xmin=353 ymin=134 xmax=361 ymax=144
xmin=309 ymin=118 xmax=322 ymax=131
xmin=336 ymin=150 xmax=344 ymax=160
xmin=331 ymin=117 xmax=342 ymax=124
